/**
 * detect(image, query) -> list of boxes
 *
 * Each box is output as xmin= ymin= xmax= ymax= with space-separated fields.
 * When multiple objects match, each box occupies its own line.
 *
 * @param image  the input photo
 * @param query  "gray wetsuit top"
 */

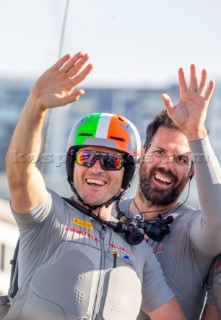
xmin=6 ymin=189 xmax=174 ymax=320
xmin=117 ymin=137 xmax=221 ymax=320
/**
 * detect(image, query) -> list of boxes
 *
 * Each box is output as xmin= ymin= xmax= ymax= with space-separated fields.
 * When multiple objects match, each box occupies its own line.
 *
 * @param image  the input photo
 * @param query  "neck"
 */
xmin=72 ymin=194 xmax=113 ymax=221
xmin=131 ymin=192 xmax=179 ymax=220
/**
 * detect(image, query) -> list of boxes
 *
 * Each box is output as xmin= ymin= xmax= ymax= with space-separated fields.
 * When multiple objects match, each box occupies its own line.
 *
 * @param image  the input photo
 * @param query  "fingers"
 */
xmin=59 ymin=61 xmax=93 ymax=106
xmin=52 ymin=52 xmax=92 ymax=80
xmin=61 ymin=52 xmax=85 ymax=73
xmin=58 ymin=52 xmax=93 ymax=86
xmin=198 ymin=69 xmax=207 ymax=96
xmin=72 ymin=89 xmax=85 ymax=101
xmin=195 ymin=67 xmax=215 ymax=101
xmin=161 ymin=93 xmax=174 ymax=116
xmin=72 ymin=63 xmax=94 ymax=87
xmin=204 ymin=80 xmax=215 ymax=102
xmin=51 ymin=53 xmax=73 ymax=70
xmin=178 ymin=67 xmax=188 ymax=96
xmin=67 ymin=54 xmax=91 ymax=78
xmin=38 ymin=52 xmax=93 ymax=110
xmin=179 ymin=64 xmax=214 ymax=99
xmin=178 ymin=64 xmax=201 ymax=95
xmin=190 ymin=64 xmax=198 ymax=92
xmin=59 ymin=89 xmax=85 ymax=106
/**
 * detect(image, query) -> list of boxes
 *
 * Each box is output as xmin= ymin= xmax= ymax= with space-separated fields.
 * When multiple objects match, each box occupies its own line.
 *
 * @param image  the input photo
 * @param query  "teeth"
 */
xmin=154 ymin=173 xmax=172 ymax=184
xmin=86 ymin=179 xmax=105 ymax=186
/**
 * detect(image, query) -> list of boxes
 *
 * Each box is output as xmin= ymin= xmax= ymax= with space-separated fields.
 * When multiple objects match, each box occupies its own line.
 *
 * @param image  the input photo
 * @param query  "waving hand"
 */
xmin=161 ymin=64 xmax=215 ymax=140
xmin=31 ymin=52 xmax=93 ymax=111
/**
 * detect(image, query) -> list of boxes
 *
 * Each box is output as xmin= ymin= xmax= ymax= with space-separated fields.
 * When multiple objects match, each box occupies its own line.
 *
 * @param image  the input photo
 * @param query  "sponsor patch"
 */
xmin=73 ymin=218 xmax=94 ymax=230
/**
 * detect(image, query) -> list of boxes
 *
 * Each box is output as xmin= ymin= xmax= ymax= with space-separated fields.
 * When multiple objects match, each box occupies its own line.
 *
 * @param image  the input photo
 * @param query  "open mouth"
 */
xmin=153 ymin=172 xmax=173 ymax=186
xmin=86 ymin=178 xmax=106 ymax=186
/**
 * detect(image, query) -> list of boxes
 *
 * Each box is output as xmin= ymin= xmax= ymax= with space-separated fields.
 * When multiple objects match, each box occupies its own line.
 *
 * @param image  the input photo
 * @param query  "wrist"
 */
xmin=184 ymin=128 xmax=208 ymax=141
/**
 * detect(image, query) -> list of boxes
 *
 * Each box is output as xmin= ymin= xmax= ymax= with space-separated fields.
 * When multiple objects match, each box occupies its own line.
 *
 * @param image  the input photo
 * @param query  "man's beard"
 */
xmin=139 ymin=162 xmax=189 ymax=206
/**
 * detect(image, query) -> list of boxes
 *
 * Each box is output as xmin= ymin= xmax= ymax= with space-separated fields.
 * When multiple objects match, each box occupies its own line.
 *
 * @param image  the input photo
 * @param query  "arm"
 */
xmin=203 ymin=255 xmax=221 ymax=319
xmin=161 ymin=65 xmax=221 ymax=255
xmin=140 ymin=243 xmax=186 ymax=320
xmin=201 ymin=305 xmax=219 ymax=320
xmin=201 ymin=259 xmax=219 ymax=320
xmin=148 ymin=296 xmax=186 ymax=320
xmin=6 ymin=52 xmax=93 ymax=214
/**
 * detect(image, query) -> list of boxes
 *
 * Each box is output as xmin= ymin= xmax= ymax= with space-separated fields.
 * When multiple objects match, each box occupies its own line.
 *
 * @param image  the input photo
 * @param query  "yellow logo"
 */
xmin=112 ymin=249 xmax=120 ymax=257
xmin=73 ymin=218 xmax=94 ymax=230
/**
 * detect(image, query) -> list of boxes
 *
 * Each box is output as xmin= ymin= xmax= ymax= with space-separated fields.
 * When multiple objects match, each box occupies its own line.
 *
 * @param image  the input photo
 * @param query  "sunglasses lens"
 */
xmin=76 ymin=151 xmax=93 ymax=167
xmin=103 ymin=154 xmax=123 ymax=170
xmin=76 ymin=151 xmax=124 ymax=170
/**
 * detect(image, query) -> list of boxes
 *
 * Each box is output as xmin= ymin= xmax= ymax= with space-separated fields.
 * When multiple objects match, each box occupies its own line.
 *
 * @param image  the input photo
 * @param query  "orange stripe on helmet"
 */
xmin=107 ymin=114 xmax=129 ymax=152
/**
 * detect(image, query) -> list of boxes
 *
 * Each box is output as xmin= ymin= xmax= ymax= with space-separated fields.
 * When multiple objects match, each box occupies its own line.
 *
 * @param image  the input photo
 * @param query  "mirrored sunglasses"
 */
xmin=75 ymin=150 xmax=125 ymax=170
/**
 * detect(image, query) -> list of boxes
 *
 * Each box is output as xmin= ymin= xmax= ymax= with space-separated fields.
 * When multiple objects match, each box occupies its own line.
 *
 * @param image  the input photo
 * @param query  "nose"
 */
xmin=160 ymin=154 xmax=175 ymax=166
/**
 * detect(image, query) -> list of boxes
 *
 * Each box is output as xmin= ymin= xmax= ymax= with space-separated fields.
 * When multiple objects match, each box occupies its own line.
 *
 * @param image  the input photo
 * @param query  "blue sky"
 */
xmin=0 ymin=0 xmax=221 ymax=87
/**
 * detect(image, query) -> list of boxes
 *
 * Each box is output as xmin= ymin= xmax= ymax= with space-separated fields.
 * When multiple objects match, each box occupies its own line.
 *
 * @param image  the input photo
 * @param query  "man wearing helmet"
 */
xmin=66 ymin=112 xmax=140 ymax=211
xmin=5 ymin=52 xmax=185 ymax=320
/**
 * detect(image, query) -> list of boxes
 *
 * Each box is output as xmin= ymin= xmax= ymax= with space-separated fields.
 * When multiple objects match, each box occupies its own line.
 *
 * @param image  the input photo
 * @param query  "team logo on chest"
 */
xmin=72 ymin=218 xmax=94 ymax=230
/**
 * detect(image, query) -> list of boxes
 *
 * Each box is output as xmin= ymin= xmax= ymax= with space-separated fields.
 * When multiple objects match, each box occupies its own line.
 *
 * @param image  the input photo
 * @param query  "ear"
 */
xmin=189 ymin=162 xmax=195 ymax=181
xmin=141 ymin=144 xmax=151 ymax=156
xmin=138 ymin=146 xmax=145 ymax=164
xmin=141 ymin=145 xmax=146 ymax=156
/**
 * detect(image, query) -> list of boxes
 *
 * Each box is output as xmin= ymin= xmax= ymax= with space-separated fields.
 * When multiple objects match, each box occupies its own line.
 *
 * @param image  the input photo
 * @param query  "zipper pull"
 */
xmin=112 ymin=250 xmax=120 ymax=268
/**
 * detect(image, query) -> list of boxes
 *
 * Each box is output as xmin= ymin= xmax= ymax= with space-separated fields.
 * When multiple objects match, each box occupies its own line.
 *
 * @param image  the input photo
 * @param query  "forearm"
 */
xmin=189 ymin=136 xmax=221 ymax=224
xmin=189 ymin=136 xmax=221 ymax=254
xmin=148 ymin=297 xmax=186 ymax=320
xmin=6 ymin=92 xmax=48 ymax=213
xmin=6 ymin=94 xmax=47 ymax=183
xmin=201 ymin=305 xmax=219 ymax=320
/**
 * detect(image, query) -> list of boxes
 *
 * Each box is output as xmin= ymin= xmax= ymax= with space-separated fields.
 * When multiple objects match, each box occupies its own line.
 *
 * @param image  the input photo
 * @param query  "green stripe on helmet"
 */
xmin=74 ymin=113 xmax=102 ymax=146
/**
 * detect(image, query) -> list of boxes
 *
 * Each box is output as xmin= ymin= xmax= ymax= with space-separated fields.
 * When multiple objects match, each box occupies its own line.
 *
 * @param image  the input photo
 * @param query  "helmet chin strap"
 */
xmin=68 ymin=178 xmax=124 ymax=211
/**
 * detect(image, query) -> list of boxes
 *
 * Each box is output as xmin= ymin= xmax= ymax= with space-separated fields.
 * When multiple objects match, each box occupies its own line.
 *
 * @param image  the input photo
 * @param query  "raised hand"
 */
xmin=161 ymin=64 xmax=215 ymax=140
xmin=31 ymin=52 xmax=93 ymax=111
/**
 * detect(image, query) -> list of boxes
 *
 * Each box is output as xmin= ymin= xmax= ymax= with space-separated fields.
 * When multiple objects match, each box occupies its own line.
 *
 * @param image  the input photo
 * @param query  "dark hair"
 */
xmin=144 ymin=110 xmax=180 ymax=148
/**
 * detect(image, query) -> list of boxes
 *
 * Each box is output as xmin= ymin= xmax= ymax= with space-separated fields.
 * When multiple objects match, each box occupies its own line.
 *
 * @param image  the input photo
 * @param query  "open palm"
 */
xmin=161 ymin=64 xmax=215 ymax=140
xmin=31 ymin=52 xmax=93 ymax=111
